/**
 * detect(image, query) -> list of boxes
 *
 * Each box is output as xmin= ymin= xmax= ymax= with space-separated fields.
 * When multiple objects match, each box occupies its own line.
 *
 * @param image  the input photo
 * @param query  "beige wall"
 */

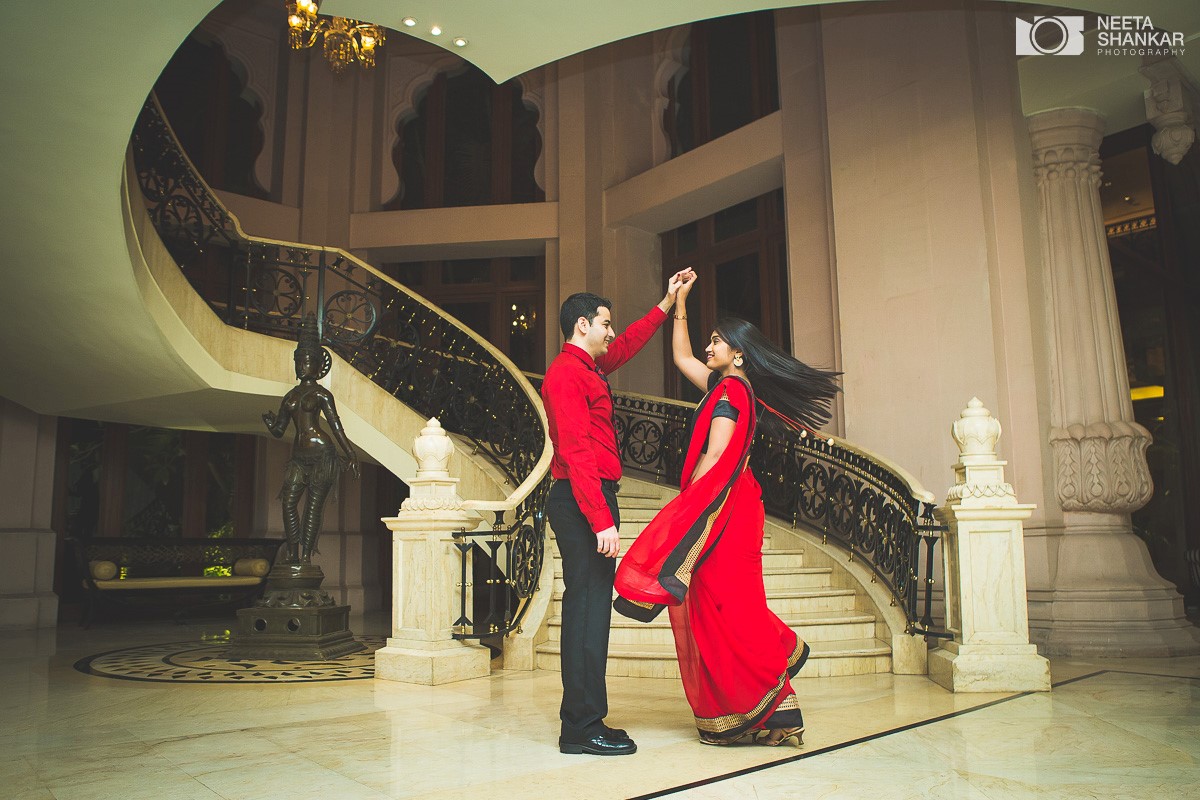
xmin=0 ymin=397 xmax=59 ymax=629
xmin=775 ymin=6 xmax=843 ymax=434
xmin=820 ymin=2 xmax=1055 ymax=519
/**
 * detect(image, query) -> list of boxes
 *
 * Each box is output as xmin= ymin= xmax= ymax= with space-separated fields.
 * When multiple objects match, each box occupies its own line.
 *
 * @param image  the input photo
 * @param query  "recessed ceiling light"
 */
xmin=430 ymin=25 xmax=442 ymax=35
xmin=453 ymin=37 xmax=468 ymax=47
xmin=402 ymin=17 xmax=416 ymax=27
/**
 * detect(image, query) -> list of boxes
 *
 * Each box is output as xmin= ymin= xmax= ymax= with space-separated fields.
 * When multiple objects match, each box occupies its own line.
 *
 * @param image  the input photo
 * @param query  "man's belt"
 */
xmin=555 ymin=478 xmax=621 ymax=493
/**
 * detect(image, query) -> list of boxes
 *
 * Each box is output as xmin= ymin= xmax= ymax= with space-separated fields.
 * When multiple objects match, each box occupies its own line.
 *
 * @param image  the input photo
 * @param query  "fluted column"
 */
xmin=1027 ymin=108 xmax=1200 ymax=656
xmin=1030 ymin=108 xmax=1153 ymax=514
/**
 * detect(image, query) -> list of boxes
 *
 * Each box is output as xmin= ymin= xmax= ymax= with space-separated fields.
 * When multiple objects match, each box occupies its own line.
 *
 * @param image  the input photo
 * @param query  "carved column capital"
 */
xmin=1028 ymin=107 xmax=1104 ymax=187
xmin=1050 ymin=421 xmax=1153 ymax=513
xmin=1141 ymin=57 xmax=1197 ymax=165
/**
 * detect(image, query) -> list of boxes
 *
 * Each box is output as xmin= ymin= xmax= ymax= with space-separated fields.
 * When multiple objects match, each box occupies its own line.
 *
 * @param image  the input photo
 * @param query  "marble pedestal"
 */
xmin=931 ymin=399 xmax=1051 ymax=693
xmin=375 ymin=418 xmax=492 ymax=686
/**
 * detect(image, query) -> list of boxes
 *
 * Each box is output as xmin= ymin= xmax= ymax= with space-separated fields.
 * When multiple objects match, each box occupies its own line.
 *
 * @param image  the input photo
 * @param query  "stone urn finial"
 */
xmin=952 ymin=397 xmax=1001 ymax=462
xmin=413 ymin=418 xmax=454 ymax=478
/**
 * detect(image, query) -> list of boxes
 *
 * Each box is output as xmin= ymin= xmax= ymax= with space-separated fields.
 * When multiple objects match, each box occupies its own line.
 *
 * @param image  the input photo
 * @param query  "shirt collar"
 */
xmin=561 ymin=342 xmax=596 ymax=368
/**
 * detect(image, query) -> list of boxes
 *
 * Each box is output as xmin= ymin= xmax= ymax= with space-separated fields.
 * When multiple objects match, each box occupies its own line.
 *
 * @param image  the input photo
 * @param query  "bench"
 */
xmin=68 ymin=537 xmax=285 ymax=627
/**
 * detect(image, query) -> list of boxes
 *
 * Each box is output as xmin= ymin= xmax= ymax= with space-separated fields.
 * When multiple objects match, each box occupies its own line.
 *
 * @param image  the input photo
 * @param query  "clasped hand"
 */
xmin=667 ymin=268 xmax=697 ymax=300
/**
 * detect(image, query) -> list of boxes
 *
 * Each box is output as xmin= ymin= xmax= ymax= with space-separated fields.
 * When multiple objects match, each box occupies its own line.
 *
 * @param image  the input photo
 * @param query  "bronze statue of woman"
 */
xmin=264 ymin=315 xmax=360 ymax=564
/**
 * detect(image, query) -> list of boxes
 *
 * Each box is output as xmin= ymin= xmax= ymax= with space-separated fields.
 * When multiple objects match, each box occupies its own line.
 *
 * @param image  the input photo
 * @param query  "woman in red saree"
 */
xmin=614 ymin=271 xmax=840 ymax=746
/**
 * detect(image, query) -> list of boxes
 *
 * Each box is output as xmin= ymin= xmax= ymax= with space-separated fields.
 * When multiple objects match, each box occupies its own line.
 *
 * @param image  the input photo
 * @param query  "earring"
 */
xmin=734 ymin=355 xmax=744 ymax=368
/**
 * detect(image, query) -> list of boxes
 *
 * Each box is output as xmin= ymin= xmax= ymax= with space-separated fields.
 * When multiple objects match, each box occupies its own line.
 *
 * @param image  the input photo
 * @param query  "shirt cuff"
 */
xmin=583 ymin=503 xmax=615 ymax=533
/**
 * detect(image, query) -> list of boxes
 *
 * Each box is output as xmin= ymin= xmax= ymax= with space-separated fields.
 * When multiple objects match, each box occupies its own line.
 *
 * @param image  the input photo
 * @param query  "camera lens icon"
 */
xmin=1015 ymin=15 xmax=1085 ymax=56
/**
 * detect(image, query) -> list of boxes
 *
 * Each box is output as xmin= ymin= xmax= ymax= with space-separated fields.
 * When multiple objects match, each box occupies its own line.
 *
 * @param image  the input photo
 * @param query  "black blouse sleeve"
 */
xmin=711 ymin=398 xmax=739 ymax=422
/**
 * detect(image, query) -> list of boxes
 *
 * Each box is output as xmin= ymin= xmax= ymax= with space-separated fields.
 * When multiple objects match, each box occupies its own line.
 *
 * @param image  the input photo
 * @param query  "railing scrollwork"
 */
xmin=584 ymin=381 xmax=949 ymax=640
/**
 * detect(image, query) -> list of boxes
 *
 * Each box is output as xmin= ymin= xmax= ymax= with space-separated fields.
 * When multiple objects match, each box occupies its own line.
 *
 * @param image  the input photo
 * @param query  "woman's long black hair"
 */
xmin=714 ymin=317 xmax=841 ymax=437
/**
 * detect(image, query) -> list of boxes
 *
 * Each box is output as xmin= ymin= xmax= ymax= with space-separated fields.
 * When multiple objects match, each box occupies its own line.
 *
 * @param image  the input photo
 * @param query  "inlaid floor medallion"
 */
xmin=74 ymin=635 xmax=385 ymax=683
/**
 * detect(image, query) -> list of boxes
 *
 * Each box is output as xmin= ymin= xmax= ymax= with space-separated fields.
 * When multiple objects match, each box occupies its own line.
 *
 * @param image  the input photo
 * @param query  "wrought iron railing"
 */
xmin=130 ymin=97 xmax=549 ymax=639
xmin=451 ymin=498 xmax=549 ymax=639
xmin=599 ymin=382 xmax=947 ymax=639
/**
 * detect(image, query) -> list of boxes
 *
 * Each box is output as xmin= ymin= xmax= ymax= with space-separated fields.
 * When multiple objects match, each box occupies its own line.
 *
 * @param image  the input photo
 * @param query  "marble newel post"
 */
xmin=1027 ymin=108 xmax=1200 ymax=656
xmin=929 ymin=399 xmax=1050 ymax=693
xmin=375 ymin=419 xmax=492 ymax=684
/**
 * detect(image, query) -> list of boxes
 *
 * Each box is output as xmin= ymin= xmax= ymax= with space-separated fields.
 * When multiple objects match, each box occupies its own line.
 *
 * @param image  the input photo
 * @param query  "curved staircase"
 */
xmin=126 ymin=95 xmax=941 ymax=669
xmin=124 ymin=97 xmax=552 ymax=638
xmin=535 ymin=477 xmax=896 ymax=679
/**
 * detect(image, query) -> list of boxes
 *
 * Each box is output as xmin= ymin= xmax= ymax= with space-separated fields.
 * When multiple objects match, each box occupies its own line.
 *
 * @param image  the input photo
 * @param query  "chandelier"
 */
xmin=286 ymin=0 xmax=385 ymax=73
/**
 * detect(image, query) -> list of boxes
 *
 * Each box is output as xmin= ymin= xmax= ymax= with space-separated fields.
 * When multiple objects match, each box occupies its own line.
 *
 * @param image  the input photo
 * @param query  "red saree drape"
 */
xmin=614 ymin=376 xmax=805 ymax=741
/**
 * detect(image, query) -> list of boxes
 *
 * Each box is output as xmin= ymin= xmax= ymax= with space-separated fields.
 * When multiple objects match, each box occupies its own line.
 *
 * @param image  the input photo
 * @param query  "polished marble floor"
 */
xmin=3 ymin=617 xmax=1198 ymax=800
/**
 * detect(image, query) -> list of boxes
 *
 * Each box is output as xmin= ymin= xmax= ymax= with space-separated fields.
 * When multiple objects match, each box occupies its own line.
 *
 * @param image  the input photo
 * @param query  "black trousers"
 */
xmin=547 ymin=479 xmax=621 ymax=740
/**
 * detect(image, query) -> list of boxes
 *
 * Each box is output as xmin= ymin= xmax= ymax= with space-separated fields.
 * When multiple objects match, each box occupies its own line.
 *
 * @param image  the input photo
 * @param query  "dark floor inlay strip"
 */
xmin=628 ymin=691 xmax=1036 ymax=799
xmin=632 ymin=667 xmax=1162 ymax=800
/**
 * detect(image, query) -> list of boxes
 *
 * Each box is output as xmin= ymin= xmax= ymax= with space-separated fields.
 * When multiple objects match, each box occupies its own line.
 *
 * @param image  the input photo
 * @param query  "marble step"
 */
xmin=613 ymin=491 xmax=671 ymax=509
xmin=550 ymin=565 xmax=831 ymax=595
xmin=535 ymin=638 xmax=893 ymax=679
xmin=617 ymin=508 xmax=662 ymax=523
xmin=548 ymin=586 xmax=858 ymax=619
xmin=760 ymin=566 xmax=830 ymax=591
xmin=544 ymin=610 xmax=880 ymax=646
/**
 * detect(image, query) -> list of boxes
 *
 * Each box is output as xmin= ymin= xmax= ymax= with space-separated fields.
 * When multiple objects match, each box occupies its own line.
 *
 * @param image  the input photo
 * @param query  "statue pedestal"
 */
xmin=228 ymin=563 xmax=365 ymax=661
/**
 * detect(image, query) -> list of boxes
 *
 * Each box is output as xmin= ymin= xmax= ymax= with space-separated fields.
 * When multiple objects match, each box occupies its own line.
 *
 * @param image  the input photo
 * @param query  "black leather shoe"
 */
xmin=559 ymin=733 xmax=637 ymax=756
xmin=603 ymin=725 xmax=630 ymax=741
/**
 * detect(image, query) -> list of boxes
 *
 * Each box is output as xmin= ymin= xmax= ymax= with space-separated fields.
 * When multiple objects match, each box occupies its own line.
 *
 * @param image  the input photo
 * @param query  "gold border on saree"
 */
xmin=693 ymin=670 xmax=789 ymax=734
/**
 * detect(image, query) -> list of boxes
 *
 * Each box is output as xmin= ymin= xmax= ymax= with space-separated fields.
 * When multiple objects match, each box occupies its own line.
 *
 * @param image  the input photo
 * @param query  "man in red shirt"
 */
xmin=543 ymin=273 xmax=689 ymax=756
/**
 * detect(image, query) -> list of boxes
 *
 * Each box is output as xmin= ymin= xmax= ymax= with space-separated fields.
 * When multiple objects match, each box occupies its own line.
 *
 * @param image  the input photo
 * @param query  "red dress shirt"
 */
xmin=542 ymin=306 xmax=668 ymax=532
